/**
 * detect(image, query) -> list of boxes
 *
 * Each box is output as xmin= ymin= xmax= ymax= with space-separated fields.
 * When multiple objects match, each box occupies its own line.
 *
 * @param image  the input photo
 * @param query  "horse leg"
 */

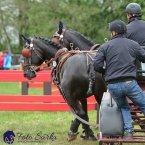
xmin=66 ymin=98 xmax=85 ymax=141
xmin=80 ymin=99 xmax=97 ymax=141
xmin=68 ymin=118 xmax=81 ymax=141
xmin=68 ymin=99 xmax=97 ymax=141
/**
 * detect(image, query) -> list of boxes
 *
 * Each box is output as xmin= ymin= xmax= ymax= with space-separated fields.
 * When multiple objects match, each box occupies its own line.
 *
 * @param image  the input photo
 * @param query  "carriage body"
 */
xmin=98 ymin=71 xmax=145 ymax=144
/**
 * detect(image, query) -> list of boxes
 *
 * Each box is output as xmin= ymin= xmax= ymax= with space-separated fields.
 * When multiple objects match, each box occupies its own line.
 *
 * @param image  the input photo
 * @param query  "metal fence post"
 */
xmin=44 ymin=82 xmax=52 ymax=95
xmin=21 ymin=82 xmax=28 ymax=95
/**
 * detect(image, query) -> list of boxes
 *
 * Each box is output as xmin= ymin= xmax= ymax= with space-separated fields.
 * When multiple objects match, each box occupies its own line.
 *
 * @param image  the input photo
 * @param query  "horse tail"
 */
xmin=86 ymin=61 xmax=95 ymax=97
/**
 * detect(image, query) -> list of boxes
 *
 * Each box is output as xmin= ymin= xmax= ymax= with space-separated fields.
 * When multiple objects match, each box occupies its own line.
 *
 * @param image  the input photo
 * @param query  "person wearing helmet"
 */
xmin=126 ymin=3 xmax=145 ymax=75
xmin=126 ymin=2 xmax=145 ymax=44
xmin=93 ymin=19 xmax=145 ymax=139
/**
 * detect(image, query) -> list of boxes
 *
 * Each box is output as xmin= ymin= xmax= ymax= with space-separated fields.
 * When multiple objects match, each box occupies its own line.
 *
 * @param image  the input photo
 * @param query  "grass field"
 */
xmin=0 ymin=82 xmax=145 ymax=145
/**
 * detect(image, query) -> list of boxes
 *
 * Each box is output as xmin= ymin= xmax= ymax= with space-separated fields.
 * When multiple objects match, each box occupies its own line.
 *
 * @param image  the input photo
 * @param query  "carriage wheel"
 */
xmin=98 ymin=132 xmax=123 ymax=145
xmin=99 ymin=142 xmax=123 ymax=145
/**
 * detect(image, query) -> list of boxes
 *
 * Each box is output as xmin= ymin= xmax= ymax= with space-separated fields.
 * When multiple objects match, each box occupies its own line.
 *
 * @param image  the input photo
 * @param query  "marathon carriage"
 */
xmin=98 ymin=69 xmax=145 ymax=145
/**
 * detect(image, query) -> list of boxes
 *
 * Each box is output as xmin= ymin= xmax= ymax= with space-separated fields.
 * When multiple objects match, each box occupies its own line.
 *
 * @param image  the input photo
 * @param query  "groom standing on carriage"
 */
xmin=125 ymin=2 xmax=145 ymax=75
xmin=93 ymin=19 xmax=145 ymax=139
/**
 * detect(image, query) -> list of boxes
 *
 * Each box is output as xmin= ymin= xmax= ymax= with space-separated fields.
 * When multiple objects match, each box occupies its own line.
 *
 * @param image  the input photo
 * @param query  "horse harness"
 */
xmin=51 ymin=49 xmax=97 ymax=85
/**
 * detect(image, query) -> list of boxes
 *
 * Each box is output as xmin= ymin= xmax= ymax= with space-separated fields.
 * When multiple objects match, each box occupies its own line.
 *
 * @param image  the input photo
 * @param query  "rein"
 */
xmin=34 ymin=48 xmax=68 ymax=71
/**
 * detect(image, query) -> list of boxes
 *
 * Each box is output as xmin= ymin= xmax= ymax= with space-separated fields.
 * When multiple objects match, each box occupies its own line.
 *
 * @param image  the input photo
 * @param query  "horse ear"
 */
xmin=61 ymin=21 xmax=66 ymax=28
xmin=33 ymin=34 xmax=36 ymax=38
xmin=57 ymin=21 xmax=66 ymax=34
xmin=21 ymin=34 xmax=31 ymax=44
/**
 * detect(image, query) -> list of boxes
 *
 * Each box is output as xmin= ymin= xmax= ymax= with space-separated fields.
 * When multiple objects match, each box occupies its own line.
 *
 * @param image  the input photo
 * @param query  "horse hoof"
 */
xmin=80 ymin=134 xmax=97 ymax=141
xmin=89 ymin=135 xmax=98 ymax=141
xmin=80 ymin=129 xmax=97 ymax=141
xmin=67 ymin=131 xmax=79 ymax=141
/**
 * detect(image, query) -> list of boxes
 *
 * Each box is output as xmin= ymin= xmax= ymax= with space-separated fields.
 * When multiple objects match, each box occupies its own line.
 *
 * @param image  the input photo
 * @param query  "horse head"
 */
xmin=21 ymin=35 xmax=63 ymax=80
xmin=52 ymin=21 xmax=100 ymax=50
xmin=52 ymin=21 xmax=68 ymax=46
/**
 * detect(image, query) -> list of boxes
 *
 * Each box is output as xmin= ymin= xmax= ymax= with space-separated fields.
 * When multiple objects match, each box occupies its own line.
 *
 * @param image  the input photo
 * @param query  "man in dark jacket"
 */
xmin=126 ymin=2 xmax=145 ymax=128
xmin=93 ymin=19 xmax=145 ymax=139
xmin=126 ymin=2 xmax=145 ymax=73
xmin=126 ymin=3 xmax=145 ymax=45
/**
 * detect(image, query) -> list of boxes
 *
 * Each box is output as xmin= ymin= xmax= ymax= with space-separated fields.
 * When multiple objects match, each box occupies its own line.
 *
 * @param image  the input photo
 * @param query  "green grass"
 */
xmin=0 ymin=82 xmax=43 ymax=95
xmin=0 ymin=82 xmax=98 ymax=145
xmin=0 ymin=111 xmax=99 ymax=145
xmin=0 ymin=82 xmax=145 ymax=145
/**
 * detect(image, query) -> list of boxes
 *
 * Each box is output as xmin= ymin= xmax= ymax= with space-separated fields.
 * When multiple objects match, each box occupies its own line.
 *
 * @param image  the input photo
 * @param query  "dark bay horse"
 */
xmin=21 ymin=35 xmax=107 ymax=141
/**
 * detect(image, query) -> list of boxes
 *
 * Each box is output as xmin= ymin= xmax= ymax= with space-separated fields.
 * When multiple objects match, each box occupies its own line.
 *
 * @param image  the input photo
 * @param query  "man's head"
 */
xmin=126 ymin=3 xmax=142 ymax=20
xmin=109 ymin=20 xmax=127 ymax=36
xmin=4 ymin=50 xmax=9 ymax=54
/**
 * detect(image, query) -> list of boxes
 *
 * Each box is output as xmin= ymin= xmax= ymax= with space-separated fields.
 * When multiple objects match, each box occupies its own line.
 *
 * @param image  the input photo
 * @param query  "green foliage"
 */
xmin=1 ymin=0 xmax=145 ymax=54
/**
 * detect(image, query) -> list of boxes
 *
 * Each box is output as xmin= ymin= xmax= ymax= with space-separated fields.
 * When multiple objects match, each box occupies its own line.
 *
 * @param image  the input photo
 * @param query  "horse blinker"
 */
xmin=22 ymin=48 xmax=31 ymax=57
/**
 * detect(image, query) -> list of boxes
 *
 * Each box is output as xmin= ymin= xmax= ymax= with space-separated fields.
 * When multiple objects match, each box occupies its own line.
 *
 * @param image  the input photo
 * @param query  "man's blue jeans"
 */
xmin=108 ymin=80 xmax=145 ymax=133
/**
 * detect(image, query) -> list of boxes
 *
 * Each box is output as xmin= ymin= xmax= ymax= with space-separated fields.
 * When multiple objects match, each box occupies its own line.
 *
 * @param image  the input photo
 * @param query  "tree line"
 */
xmin=0 ymin=0 xmax=144 ymax=54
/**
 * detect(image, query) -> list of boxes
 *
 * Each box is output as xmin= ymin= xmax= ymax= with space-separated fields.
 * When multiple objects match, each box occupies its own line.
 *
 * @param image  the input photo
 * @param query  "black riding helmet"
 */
xmin=126 ymin=3 xmax=142 ymax=17
xmin=109 ymin=20 xmax=127 ymax=34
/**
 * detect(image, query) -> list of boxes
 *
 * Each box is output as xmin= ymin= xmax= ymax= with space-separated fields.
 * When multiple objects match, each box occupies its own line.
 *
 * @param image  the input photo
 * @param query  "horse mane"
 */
xmin=68 ymin=29 xmax=96 ymax=45
xmin=35 ymin=36 xmax=63 ymax=50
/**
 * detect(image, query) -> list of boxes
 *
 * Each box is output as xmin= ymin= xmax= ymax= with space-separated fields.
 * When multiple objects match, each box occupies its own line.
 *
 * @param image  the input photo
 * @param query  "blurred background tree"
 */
xmin=0 ymin=0 xmax=145 ymax=54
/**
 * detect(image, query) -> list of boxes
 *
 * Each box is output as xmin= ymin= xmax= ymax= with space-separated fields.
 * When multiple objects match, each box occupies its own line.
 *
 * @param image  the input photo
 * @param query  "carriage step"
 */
xmin=130 ymin=110 xmax=142 ymax=113
xmin=98 ymin=138 xmax=145 ymax=143
xmin=133 ymin=123 xmax=145 ymax=125
xmin=132 ymin=116 xmax=145 ymax=118
xmin=134 ymin=129 xmax=145 ymax=132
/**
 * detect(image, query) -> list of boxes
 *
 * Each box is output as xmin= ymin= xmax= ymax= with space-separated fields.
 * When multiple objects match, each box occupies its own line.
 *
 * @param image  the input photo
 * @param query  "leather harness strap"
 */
xmin=90 ymin=44 xmax=100 ymax=51
xmin=34 ymin=49 xmax=97 ymax=71
xmin=34 ymin=48 xmax=68 ymax=71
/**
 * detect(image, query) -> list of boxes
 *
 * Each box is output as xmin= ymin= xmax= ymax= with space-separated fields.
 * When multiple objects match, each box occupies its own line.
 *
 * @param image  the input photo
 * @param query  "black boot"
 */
xmin=123 ymin=132 xmax=133 ymax=139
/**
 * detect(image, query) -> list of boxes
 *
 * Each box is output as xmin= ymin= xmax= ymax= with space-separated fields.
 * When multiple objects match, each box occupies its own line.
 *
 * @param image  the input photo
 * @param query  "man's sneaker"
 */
xmin=123 ymin=132 xmax=133 ymax=139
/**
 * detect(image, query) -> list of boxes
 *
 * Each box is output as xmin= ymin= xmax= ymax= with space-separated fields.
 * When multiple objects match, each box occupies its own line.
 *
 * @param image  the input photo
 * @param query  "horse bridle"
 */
xmin=52 ymin=28 xmax=65 ymax=44
xmin=52 ymin=29 xmax=74 ymax=50
xmin=22 ymin=38 xmax=70 ymax=72
xmin=22 ymin=38 xmax=45 ymax=72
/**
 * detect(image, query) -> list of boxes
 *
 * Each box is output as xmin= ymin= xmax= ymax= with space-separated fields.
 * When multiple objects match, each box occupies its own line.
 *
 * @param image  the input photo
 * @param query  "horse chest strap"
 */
xmin=59 ymin=53 xmax=73 ymax=67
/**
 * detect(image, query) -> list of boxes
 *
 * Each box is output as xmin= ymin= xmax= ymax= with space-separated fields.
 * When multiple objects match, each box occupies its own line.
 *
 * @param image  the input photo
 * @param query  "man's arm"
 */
xmin=93 ymin=47 xmax=105 ymax=74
